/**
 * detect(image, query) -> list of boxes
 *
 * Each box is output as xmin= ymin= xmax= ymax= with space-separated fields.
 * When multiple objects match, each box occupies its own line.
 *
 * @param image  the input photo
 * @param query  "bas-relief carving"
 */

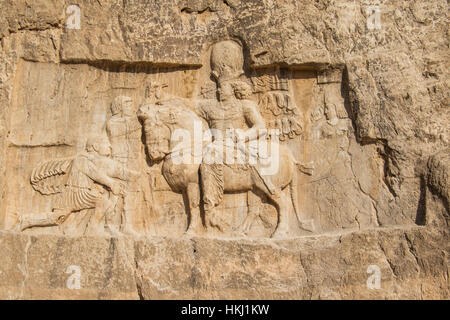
xmin=20 ymin=138 xmax=138 ymax=234
xmin=4 ymin=40 xmax=383 ymax=238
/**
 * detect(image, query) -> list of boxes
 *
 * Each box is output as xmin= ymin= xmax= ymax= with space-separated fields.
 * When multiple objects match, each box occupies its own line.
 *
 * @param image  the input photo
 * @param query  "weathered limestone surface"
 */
xmin=0 ymin=0 xmax=448 ymax=299
xmin=0 ymin=227 xmax=448 ymax=299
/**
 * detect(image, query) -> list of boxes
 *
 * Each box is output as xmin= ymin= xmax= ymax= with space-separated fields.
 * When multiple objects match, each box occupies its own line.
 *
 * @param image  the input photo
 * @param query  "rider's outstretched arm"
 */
xmin=242 ymin=101 xmax=266 ymax=142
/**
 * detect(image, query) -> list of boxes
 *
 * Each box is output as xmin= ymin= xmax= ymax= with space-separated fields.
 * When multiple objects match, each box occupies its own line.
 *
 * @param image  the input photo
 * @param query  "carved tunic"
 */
xmin=197 ymin=99 xmax=249 ymax=132
xmin=196 ymin=98 xmax=266 ymax=164
xmin=195 ymin=98 xmax=267 ymax=209
xmin=106 ymin=115 xmax=142 ymax=169
xmin=53 ymin=154 xmax=136 ymax=211
xmin=54 ymin=154 xmax=106 ymax=211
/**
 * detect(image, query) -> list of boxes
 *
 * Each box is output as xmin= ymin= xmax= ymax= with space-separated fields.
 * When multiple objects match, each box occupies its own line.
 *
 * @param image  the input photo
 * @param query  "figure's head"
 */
xmin=137 ymin=103 xmax=151 ymax=121
xmin=231 ymin=80 xmax=253 ymax=100
xmin=145 ymin=81 xmax=168 ymax=103
xmin=324 ymin=103 xmax=337 ymax=121
xmin=111 ymin=96 xmax=133 ymax=116
xmin=217 ymin=80 xmax=235 ymax=102
xmin=85 ymin=137 xmax=111 ymax=157
xmin=210 ymin=40 xmax=244 ymax=82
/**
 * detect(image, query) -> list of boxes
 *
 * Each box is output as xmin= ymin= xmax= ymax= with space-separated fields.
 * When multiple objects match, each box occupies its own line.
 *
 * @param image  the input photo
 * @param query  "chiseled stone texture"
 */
xmin=0 ymin=227 xmax=448 ymax=300
xmin=0 ymin=0 xmax=448 ymax=299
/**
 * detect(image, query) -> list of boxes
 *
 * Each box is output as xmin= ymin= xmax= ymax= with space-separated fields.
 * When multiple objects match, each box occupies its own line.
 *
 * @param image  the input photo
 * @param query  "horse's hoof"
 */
xmin=208 ymin=214 xmax=223 ymax=232
xmin=271 ymin=228 xmax=290 ymax=239
xmin=239 ymin=225 xmax=250 ymax=236
xmin=185 ymin=223 xmax=206 ymax=236
xmin=299 ymin=219 xmax=315 ymax=233
xmin=240 ymin=215 xmax=256 ymax=235
xmin=235 ymin=226 xmax=250 ymax=237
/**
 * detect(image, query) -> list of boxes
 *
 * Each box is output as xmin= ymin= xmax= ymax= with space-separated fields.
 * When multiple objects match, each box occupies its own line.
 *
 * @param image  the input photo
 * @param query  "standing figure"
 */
xmin=106 ymin=96 xmax=144 ymax=235
xmin=107 ymin=96 xmax=142 ymax=166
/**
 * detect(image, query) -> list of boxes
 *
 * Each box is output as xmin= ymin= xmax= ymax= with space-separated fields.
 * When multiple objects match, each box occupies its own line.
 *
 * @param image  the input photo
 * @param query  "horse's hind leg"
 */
xmin=252 ymin=179 xmax=291 ymax=238
xmin=185 ymin=183 xmax=204 ymax=236
xmin=268 ymin=192 xmax=292 ymax=238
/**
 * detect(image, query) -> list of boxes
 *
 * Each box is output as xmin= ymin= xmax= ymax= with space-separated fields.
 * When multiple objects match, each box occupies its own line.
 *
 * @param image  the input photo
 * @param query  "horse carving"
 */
xmin=137 ymin=100 xmax=315 ymax=238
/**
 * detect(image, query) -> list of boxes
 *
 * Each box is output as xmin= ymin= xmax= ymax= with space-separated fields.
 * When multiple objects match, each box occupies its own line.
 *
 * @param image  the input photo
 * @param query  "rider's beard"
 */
xmin=219 ymin=98 xmax=234 ymax=111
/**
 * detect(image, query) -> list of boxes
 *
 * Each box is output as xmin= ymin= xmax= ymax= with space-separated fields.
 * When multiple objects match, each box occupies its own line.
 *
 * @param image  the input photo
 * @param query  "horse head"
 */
xmin=137 ymin=103 xmax=172 ymax=161
xmin=138 ymin=101 xmax=203 ymax=162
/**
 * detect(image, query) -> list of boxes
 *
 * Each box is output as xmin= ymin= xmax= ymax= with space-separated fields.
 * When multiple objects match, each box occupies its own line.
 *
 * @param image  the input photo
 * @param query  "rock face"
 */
xmin=0 ymin=0 xmax=448 ymax=299
xmin=0 ymin=227 xmax=448 ymax=299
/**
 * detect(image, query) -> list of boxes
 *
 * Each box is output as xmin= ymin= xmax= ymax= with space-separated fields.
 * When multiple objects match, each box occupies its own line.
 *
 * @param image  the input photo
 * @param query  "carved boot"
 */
xmin=207 ymin=209 xmax=223 ymax=232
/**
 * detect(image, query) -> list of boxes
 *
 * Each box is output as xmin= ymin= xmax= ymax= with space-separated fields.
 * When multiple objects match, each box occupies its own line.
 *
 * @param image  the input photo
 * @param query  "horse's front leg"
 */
xmin=185 ymin=182 xmax=204 ymax=236
xmin=240 ymin=191 xmax=259 ymax=235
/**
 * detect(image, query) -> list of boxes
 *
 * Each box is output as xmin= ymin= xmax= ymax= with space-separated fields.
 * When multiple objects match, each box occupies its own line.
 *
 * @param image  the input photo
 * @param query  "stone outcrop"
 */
xmin=0 ymin=0 xmax=448 ymax=299
xmin=0 ymin=227 xmax=448 ymax=299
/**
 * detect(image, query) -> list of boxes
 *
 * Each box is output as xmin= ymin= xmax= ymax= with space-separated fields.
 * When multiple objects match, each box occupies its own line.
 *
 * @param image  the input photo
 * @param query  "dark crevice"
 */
xmin=415 ymin=175 xmax=427 ymax=225
xmin=404 ymin=234 xmax=421 ymax=269
xmin=135 ymin=277 xmax=144 ymax=300
xmin=103 ymin=238 xmax=116 ymax=289
xmin=181 ymin=7 xmax=216 ymax=14
xmin=189 ymin=239 xmax=201 ymax=290
xmin=254 ymin=51 xmax=268 ymax=58
xmin=341 ymin=66 xmax=357 ymax=131
xmin=133 ymin=242 xmax=145 ymax=300
xmin=222 ymin=0 xmax=235 ymax=9
xmin=59 ymin=58 xmax=201 ymax=72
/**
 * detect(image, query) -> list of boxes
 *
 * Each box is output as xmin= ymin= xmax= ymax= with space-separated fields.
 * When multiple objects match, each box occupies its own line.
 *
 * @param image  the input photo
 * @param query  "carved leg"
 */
xmin=241 ymin=191 xmax=259 ymax=235
xmin=270 ymin=195 xmax=291 ymax=238
xmin=91 ymin=195 xmax=116 ymax=236
xmin=103 ymin=194 xmax=124 ymax=236
xmin=185 ymin=183 xmax=204 ymax=235
xmin=120 ymin=191 xmax=142 ymax=237
xmin=207 ymin=207 xmax=223 ymax=232
xmin=105 ymin=196 xmax=122 ymax=236
xmin=19 ymin=209 xmax=71 ymax=231
xmin=252 ymin=176 xmax=290 ymax=238
xmin=199 ymin=163 xmax=224 ymax=232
